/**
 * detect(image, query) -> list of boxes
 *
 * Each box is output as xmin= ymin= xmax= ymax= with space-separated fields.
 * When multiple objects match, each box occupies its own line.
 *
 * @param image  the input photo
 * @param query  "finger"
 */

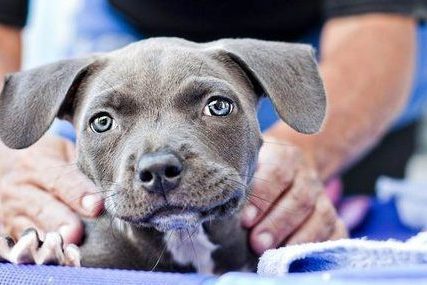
xmin=249 ymin=170 xmax=321 ymax=254
xmin=25 ymin=157 xmax=103 ymax=218
xmin=3 ymin=185 xmax=84 ymax=245
xmin=9 ymin=228 xmax=40 ymax=264
xmin=8 ymin=217 xmax=39 ymax=242
xmin=35 ymin=232 xmax=66 ymax=265
xmin=330 ymin=219 xmax=349 ymax=240
xmin=64 ymin=244 xmax=81 ymax=267
xmin=1 ymin=180 xmax=40 ymax=239
xmin=241 ymin=145 xmax=299 ymax=227
xmin=324 ymin=178 xmax=342 ymax=206
xmin=242 ymin=174 xmax=291 ymax=228
xmin=286 ymin=195 xmax=338 ymax=245
xmin=62 ymin=137 xmax=78 ymax=162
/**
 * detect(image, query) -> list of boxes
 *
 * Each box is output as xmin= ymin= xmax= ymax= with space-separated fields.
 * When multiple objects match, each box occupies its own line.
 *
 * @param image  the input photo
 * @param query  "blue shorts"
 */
xmin=52 ymin=0 xmax=427 ymax=139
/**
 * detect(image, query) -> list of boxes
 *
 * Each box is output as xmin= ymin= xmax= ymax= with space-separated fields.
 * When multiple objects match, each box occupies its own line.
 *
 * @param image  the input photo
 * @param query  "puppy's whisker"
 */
xmin=222 ymin=178 xmax=252 ymax=191
xmin=65 ymin=187 xmax=120 ymax=206
xmin=67 ymin=189 xmax=112 ymax=200
xmin=262 ymin=140 xmax=297 ymax=147
xmin=103 ymin=192 xmax=119 ymax=201
xmin=186 ymin=228 xmax=200 ymax=271
xmin=108 ymin=214 xmax=117 ymax=241
xmin=214 ymin=180 xmax=281 ymax=232
xmin=246 ymin=193 xmax=274 ymax=204
xmin=214 ymin=180 xmax=277 ymax=217
xmin=104 ymin=202 xmax=121 ymax=241
xmin=182 ymin=226 xmax=197 ymax=243
xmin=239 ymin=174 xmax=276 ymax=185
xmin=257 ymin=162 xmax=291 ymax=166
xmin=151 ymin=231 xmax=172 ymax=272
xmin=226 ymin=178 xmax=292 ymax=207
xmin=222 ymin=173 xmax=275 ymax=188
xmin=241 ymin=195 xmax=280 ymax=232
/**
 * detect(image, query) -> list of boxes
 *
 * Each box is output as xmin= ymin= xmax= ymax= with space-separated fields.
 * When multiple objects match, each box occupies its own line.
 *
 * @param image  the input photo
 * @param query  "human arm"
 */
xmin=243 ymin=14 xmax=416 ymax=254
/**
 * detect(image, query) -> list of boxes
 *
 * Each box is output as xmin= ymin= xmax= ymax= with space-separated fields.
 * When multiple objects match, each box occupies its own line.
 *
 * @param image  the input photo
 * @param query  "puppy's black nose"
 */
xmin=137 ymin=152 xmax=183 ymax=194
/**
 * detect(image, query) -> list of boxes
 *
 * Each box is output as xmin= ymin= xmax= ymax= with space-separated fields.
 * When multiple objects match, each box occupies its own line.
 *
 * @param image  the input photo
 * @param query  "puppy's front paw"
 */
xmin=0 ymin=228 xmax=80 ymax=266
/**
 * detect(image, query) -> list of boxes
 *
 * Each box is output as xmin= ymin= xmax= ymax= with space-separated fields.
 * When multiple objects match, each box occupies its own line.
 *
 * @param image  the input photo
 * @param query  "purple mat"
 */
xmin=2 ymin=263 xmax=427 ymax=285
xmin=0 ymin=263 xmax=212 ymax=285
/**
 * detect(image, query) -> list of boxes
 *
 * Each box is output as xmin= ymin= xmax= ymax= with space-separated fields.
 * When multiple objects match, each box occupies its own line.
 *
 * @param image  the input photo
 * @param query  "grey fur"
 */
xmin=0 ymin=38 xmax=326 ymax=273
xmin=0 ymin=58 xmax=99 ymax=149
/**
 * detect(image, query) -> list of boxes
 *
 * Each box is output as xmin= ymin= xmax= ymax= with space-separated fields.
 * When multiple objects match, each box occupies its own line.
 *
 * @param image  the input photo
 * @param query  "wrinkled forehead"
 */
xmin=73 ymin=46 xmax=251 ymax=128
xmin=101 ymin=43 xmax=223 ymax=86
xmin=82 ymin=43 xmax=253 ymax=113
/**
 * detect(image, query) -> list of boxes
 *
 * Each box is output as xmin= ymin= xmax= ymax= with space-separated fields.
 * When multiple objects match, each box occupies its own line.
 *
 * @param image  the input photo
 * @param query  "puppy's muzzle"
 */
xmin=137 ymin=151 xmax=183 ymax=194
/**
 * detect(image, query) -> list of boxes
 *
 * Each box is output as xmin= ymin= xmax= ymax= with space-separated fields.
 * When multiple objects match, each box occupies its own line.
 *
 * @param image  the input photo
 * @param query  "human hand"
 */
xmin=241 ymin=136 xmax=347 ymax=254
xmin=0 ymin=135 xmax=103 ymax=244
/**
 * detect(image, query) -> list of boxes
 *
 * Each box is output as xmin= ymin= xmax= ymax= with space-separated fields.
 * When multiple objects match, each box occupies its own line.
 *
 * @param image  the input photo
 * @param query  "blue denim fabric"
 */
xmin=53 ymin=0 xmax=427 ymax=139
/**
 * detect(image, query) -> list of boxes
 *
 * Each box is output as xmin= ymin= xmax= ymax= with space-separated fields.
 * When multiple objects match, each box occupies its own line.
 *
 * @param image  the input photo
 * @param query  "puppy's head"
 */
xmin=0 ymin=38 xmax=326 ymax=232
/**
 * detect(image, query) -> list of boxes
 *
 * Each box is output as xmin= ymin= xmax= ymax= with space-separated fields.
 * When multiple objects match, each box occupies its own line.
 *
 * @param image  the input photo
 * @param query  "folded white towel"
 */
xmin=257 ymin=232 xmax=427 ymax=277
xmin=377 ymin=176 xmax=427 ymax=230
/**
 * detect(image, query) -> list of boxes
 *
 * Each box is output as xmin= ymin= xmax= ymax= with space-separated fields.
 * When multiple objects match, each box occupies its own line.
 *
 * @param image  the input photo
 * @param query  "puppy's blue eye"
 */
xmin=90 ymin=113 xmax=115 ymax=133
xmin=203 ymin=97 xmax=234 ymax=117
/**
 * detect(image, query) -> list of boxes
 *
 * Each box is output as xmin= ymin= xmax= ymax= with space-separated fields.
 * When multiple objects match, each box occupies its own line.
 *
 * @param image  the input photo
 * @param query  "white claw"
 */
xmin=9 ymin=230 xmax=39 ymax=264
xmin=0 ymin=229 xmax=81 ymax=267
xmin=0 ymin=236 xmax=14 ymax=261
xmin=64 ymin=244 xmax=81 ymax=267
xmin=35 ymin=232 xmax=65 ymax=265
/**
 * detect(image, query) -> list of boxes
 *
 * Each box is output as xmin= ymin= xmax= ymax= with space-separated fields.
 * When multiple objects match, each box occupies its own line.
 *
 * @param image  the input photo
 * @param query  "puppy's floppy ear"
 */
xmin=215 ymin=39 xmax=326 ymax=134
xmin=0 ymin=57 xmax=99 ymax=149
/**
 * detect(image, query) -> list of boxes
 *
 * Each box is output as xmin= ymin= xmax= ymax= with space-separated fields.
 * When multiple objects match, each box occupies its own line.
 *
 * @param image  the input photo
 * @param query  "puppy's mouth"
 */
xmin=119 ymin=195 xmax=241 ymax=231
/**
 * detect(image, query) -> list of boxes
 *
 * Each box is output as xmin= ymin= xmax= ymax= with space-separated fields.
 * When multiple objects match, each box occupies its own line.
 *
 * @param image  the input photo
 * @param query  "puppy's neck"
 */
xmin=115 ymin=214 xmax=256 ymax=273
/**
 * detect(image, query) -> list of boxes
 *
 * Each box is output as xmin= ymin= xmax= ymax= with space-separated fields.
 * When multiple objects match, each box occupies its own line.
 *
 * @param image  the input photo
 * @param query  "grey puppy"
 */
xmin=0 ymin=38 xmax=325 ymax=274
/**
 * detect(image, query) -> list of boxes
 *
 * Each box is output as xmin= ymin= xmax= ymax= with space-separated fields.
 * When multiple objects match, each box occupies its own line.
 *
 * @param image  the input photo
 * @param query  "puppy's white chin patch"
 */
xmin=151 ymin=212 xmax=201 ymax=232
xmin=165 ymin=225 xmax=218 ymax=274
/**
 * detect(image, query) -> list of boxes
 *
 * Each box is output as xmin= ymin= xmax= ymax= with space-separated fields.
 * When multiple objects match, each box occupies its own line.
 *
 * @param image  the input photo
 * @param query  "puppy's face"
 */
xmin=76 ymin=40 xmax=262 ymax=231
xmin=0 ymin=38 xmax=326 ymax=232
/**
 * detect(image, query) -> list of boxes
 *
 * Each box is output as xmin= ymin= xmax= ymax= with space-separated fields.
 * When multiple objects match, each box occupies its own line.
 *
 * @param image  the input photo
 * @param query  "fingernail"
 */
xmin=59 ymin=225 xmax=72 ymax=242
xmin=255 ymin=232 xmax=274 ymax=253
xmin=242 ymin=205 xmax=258 ymax=226
xmin=59 ymin=223 xmax=84 ymax=245
xmin=81 ymin=195 xmax=102 ymax=214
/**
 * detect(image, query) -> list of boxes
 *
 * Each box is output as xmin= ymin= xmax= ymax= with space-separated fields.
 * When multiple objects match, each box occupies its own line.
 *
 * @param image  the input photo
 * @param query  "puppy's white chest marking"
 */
xmin=164 ymin=226 xmax=218 ymax=274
